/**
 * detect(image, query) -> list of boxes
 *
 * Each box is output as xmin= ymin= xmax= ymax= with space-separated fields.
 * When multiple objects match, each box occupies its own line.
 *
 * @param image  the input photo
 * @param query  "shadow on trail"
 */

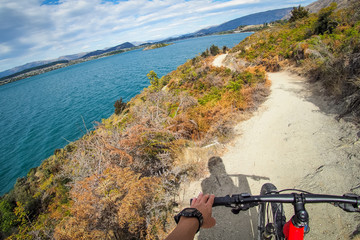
xmin=198 ymin=157 xmax=269 ymax=240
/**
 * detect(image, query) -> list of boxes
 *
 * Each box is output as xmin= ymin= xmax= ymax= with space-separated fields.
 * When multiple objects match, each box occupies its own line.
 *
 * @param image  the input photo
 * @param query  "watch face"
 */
xmin=174 ymin=208 xmax=203 ymax=232
xmin=183 ymin=208 xmax=196 ymax=213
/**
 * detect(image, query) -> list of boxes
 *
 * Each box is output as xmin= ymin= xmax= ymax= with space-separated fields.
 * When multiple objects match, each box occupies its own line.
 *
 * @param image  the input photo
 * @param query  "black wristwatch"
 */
xmin=174 ymin=208 xmax=203 ymax=233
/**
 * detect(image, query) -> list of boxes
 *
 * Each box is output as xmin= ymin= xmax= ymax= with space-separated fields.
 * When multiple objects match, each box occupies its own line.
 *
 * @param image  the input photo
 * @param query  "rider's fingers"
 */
xmin=191 ymin=197 xmax=197 ymax=207
xmin=197 ymin=192 xmax=203 ymax=202
xmin=206 ymin=194 xmax=215 ymax=206
xmin=201 ymin=194 xmax=210 ymax=203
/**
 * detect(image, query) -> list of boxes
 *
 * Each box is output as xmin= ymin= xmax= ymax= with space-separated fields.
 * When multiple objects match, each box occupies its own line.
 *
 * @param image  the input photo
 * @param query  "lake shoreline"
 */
xmin=0 ymin=33 xmax=249 ymax=87
xmin=0 ymin=47 xmax=142 ymax=87
xmin=0 ymin=32 xmax=252 ymax=196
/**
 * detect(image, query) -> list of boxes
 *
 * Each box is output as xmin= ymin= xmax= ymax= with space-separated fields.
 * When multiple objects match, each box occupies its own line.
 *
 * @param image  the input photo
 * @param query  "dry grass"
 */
xmin=3 ymin=38 xmax=272 ymax=239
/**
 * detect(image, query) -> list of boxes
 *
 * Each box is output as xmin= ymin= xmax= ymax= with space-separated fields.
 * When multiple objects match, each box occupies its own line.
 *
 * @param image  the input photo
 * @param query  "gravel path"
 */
xmin=179 ymin=70 xmax=360 ymax=239
xmin=212 ymin=54 xmax=227 ymax=67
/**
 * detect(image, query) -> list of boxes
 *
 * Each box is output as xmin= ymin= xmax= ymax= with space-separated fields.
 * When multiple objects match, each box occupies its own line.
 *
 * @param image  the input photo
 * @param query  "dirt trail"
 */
xmin=212 ymin=54 xmax=227 ymax=67
xmin=179 ymin=66 xmax=360 ymax=239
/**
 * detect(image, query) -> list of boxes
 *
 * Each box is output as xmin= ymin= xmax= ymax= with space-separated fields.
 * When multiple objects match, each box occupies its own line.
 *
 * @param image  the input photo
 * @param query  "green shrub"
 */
xmin=114 ymin=98 xmax=127 ymax=115
xmin=222 ymin=46 xmax=228 ymax=53
xmin=201 ymin=49 xmax=210 ymax=58
xmin=147 ymin=70 xmax=161 ymax=91
xmin=315 ymin=3 xmax=338 ymax=35
xmin=289 ymin=5 xmax=309 ymax=23
xmin=226 ymin=80 xmax=243 ymax=91
xmin=198 ymin=87 xmax=222 ymax=105
xmin=161 ymin=75 xmax=171 ymax=87
xmin=210 ymin=45 xmax=220 ymax=56
xmin=0 ymin=199 xmax=17 ymax=234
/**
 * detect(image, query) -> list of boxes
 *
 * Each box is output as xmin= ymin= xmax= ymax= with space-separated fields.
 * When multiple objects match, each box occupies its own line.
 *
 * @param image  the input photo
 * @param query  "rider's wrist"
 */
xmin=178 ymin=216 xmax=199 ymax=232
xmin=174 ymin=208 xmax=203 ymax=233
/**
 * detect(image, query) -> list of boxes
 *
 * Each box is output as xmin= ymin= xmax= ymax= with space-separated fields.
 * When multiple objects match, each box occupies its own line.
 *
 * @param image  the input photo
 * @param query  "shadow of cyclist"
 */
xmin=198 ymin=156 xmax=263 ymax=240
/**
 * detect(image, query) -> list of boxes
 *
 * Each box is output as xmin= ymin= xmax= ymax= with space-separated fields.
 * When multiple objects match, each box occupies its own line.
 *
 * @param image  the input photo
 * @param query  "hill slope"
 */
xmin=81 ymin=42 xmax=135 ymax=58
xmin=283 ymin=0 xmax=351 ymax=19
xmin=306 ymin=0 xmax=350 ymax=13
xmin=193 ymin=7 xmax=292 ymax=36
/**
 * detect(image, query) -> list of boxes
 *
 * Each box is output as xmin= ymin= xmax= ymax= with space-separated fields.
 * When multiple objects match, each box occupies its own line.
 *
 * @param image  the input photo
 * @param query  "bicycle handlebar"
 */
xmin=195 ymin=192 xmax=360 ymax=212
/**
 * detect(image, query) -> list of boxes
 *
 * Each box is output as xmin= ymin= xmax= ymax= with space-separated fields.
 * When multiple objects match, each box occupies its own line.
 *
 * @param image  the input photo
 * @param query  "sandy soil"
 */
xmin=212 ymin=54 xmax=227 ymax=68
xmin=178 ymin=60 xmax=360 ymax=239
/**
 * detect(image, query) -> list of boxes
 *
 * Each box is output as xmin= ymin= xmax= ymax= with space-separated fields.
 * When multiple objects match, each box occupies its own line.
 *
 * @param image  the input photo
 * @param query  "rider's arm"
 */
xmin=165 ymin=216 xmax=199 ymax=240
xmin=165 ymin=193 xmax=216 ymax=240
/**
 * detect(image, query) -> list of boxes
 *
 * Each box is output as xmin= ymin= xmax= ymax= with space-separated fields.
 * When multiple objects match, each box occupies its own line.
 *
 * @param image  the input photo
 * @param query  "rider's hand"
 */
xmin=165 ymin=193 xmax=215 ymax=240
xmin=191 ymin=192 xmax=216 ymax=228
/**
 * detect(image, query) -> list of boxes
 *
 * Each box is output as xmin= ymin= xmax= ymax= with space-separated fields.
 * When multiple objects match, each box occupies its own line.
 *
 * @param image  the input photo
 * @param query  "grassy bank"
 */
xmin=0 ymin=43 xmax=269 ymax=239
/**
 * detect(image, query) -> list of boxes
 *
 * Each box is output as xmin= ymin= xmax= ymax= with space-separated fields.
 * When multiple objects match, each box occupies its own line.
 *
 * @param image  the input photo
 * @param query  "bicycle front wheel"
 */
xmin=258 ymin=183 xmax=286 ymax=240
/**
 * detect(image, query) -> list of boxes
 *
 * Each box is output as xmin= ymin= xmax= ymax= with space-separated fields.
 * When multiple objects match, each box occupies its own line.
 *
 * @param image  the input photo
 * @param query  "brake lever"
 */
xmin=336 ymin=193 xmax=360 ymax=212
xmin=230 ymin=193 xmax=259 ymax=214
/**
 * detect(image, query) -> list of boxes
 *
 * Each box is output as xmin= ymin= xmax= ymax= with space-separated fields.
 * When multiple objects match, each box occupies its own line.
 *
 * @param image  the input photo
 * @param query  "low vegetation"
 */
xmin=114 ymin=98 xmax=128 ymax=115
xmin=0 ymin=40 xmax=269 ymax=238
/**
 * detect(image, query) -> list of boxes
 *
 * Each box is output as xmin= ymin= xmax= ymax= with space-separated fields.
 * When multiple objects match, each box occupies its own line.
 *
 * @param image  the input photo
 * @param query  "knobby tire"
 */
xmin=258 ymin=183 xmax=286 ymax=240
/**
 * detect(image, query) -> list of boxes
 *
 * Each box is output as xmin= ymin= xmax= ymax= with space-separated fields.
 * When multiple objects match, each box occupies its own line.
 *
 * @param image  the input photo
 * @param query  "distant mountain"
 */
xmin=0 ymin=61 xmax=52 ymax=78
xmin=157 ymin=7 xmax=293 ymax=43
xmin=0 ymin=52 xmax=88 ymax=79
xmin=306 ymin=0 xmax=349 ymax=13
xmin=0 ymin=42 xmax=134 ymax=79
xmin=131 ymin=41 xmax=149 ymax=46
xmin=81 ymin=42 xmax=135 ymax=58
xmin=57 ymin=52 xmax=89 ymax=61
xmin=192 ymin=7 xmax=293 ymax=36
xmin=0 ymin=8 xmax=295 ymax=79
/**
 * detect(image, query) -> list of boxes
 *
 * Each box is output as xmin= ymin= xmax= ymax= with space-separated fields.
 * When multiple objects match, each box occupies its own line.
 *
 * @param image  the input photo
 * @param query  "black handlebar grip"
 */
xmin=190 ymin=195 xmax=232 ymax=207
xmin=213 ymin=195 xmax=232 ymax=207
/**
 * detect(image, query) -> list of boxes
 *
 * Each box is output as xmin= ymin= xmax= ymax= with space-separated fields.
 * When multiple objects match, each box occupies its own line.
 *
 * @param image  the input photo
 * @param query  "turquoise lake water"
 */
xmin=0 ymin=33 xmax=252 ymax=195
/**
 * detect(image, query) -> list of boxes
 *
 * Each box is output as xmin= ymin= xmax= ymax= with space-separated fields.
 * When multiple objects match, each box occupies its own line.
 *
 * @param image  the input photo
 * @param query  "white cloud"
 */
xmin=0 ymin=44 xmax=11 ymax=55
xmin=0 ymin=0 xmax=316 ymax=72
xmin=197 ymin=0 xmax=260 ymax=13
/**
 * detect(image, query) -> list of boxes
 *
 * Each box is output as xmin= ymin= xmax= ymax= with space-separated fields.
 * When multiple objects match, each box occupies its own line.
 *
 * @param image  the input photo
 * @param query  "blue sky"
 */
xmin=0 ymin=0 xmax=315 ymax=72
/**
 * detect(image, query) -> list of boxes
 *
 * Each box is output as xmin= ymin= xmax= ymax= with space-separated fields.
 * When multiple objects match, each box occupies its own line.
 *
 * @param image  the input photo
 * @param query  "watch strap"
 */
xmin=174 ymin=208 xmax=203 ymax=233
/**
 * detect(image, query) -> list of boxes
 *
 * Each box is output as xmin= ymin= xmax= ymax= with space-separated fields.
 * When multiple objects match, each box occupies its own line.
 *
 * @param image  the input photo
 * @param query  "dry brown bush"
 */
xmin=54 ymin=166 xmax=166 ymax=240
xmin=259 ymin=56 xmax=281 ymax=72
